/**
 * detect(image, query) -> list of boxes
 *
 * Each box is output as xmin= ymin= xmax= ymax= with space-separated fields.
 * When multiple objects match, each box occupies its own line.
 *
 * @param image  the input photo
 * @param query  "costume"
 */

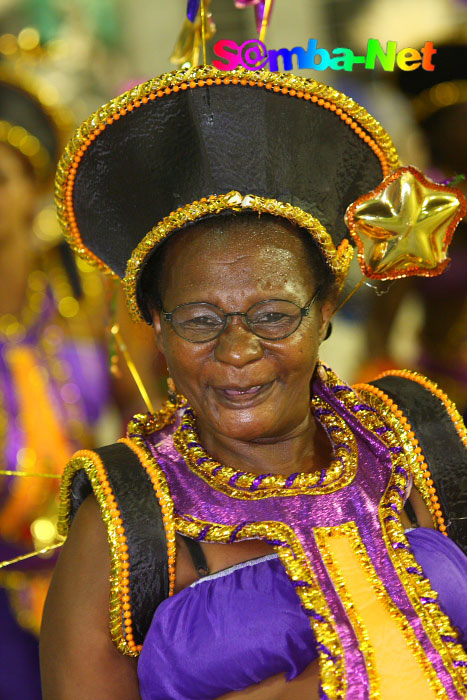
xmin=52 ymin=61 xmax=467 ymax=698
xmin=0 ymin=64 xmax=110 ymax=699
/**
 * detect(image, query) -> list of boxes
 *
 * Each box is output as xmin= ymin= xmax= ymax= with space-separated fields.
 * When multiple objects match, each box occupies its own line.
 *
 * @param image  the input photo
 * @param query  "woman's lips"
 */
xmin=212 ymin=381 xmax=275 ymax=407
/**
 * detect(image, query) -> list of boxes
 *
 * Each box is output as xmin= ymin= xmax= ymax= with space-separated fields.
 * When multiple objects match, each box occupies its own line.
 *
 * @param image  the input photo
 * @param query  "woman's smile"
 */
xmin=210 ymin=379 xmax=276 ymax=408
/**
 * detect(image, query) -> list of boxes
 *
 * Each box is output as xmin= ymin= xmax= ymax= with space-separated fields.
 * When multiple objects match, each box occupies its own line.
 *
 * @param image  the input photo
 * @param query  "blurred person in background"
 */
xmin=0 ymin=60 xmax=113 ymax=700
xmin=358 ymin=42 xmax=467 ymax=420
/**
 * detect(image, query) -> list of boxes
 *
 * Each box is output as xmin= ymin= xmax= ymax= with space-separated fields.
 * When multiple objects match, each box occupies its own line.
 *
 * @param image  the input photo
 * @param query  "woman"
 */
xmin=0 ymin=63 xmax=114 ymax=700
xmin=40 ymin=65 xmax=467 ymax=699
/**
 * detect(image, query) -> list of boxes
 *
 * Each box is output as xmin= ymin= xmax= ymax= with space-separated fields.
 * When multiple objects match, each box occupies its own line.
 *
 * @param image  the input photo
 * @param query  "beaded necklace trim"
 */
xmin=172 ymin=392 xmax=358 ymax=499
xmin=54 ymin=64 xmax=399 ymax=319
xmin=57 ymin=450 xmax=139 ymax=656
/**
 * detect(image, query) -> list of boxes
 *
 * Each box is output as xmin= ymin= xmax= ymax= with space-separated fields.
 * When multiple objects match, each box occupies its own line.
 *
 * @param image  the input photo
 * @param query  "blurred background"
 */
xmin=0 ymin=1 xmax=465 ymax=697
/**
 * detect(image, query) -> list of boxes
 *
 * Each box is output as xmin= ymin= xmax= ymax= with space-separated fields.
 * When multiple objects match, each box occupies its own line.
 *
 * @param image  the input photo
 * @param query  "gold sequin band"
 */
xmin=352 ymin=381 xmax=441 ymax=531
xmin=343 ymin=384 xmax=467 ymax=694
xmin=58 ymin=450 xmax=139 ymax=656
xmin=315 ymin=524 xmax=380 ymax=698
xmin=119 ymin=437 xmax=177 ymax=597
xmin=375 ymin=369 xmax=467 ymax=452
xmin=124 ymin=192 xmax=354 ymax=322
xmin=172 ymin=391 xmax=358 ymax=499
xmin=125 ymin=403 xmax=345 ymax=699
xmin=55 ymin=65 xmax=400 ymax=315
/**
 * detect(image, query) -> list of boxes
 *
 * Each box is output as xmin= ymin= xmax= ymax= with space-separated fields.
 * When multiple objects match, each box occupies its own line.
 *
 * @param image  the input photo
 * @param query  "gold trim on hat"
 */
xmin=55 ymin=65 xmax=400 ymax=303
xmin=124 ymin=191 xmax=354 ymax=322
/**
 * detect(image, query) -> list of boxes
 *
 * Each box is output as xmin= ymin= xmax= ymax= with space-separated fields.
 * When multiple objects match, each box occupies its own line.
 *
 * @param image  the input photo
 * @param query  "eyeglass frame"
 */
xmin=160 ymin=288 xmax=321 ymax=343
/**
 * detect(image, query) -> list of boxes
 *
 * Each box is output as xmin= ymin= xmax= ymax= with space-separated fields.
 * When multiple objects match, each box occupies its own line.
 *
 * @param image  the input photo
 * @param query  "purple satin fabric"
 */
xmin=138 ymin=529 xmax=467 ymax=700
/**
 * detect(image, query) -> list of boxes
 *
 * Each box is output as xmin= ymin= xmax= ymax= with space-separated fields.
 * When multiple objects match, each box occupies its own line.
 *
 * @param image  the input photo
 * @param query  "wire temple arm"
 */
xmin=0 ymin=542 xmax=64 ymax=570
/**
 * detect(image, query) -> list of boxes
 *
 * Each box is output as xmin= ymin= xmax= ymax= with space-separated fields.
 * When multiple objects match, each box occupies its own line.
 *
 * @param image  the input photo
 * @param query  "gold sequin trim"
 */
xmin=124 ymin=192 xmax=354 ymax=321
xmin=374 ymin=369 xmax=467 ymax=453
xmin=126 ymin=405 xmax=346 ymax=699
xmin=344 ymin=388 xmax=467 ymax=695
xmin=172 ymin=392 xmax=358 ymax=499
xmin=353 ymin=382 xmax=439 ymax=529
xmin=55 ymin=64 xmax=399 ymax=306
xmin=58 ymin=450 xmax=139 ymax=656
xmin=174 ymin=514 xmax=346 ymax=700
xmin=118 ymin=436 xmax=177 ymax=596
xmin=315 ymin=524 xmax=380 ymax=698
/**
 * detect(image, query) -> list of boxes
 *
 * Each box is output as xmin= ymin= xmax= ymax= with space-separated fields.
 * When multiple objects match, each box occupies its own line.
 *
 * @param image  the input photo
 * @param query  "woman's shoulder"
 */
xmin=352 ymin=369 xmax=467 ymax=553
xmin=58 ymin=440 xmax=172 ymax=656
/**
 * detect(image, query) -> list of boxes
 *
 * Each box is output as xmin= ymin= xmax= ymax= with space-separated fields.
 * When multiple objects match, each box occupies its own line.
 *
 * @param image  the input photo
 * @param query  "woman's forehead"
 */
xmin=163 ymin=215 xmax=313 ymax=270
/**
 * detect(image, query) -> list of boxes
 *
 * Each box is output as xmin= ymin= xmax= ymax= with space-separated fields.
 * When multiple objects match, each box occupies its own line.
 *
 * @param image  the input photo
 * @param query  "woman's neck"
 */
xmin=196 ymin=410 xmax=333 ymax=477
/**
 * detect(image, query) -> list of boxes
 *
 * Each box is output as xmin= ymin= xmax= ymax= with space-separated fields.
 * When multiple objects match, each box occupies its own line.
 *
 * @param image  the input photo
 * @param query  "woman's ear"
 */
xmin=151 ymin=309 xmax=165 ymax=355
xmin=318 ymin=299 xmax=335 ymax=344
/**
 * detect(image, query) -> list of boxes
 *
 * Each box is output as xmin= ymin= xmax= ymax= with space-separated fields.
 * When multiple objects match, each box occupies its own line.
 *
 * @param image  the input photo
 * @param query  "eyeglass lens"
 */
xmin=170 ymin=300 xmax=305 ymax=341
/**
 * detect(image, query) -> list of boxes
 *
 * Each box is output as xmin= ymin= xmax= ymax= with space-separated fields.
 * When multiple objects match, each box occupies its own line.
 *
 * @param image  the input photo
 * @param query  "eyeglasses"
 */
xmin=161 ymin=290 xmax=320 ymax=343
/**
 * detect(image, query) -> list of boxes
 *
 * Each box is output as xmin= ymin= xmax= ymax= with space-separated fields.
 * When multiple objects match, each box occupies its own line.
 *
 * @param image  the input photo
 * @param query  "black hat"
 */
xmin=55 ymin=65 xmax=399 ymax=321
xmin=0 ymin=63 xmax=71 ymax=185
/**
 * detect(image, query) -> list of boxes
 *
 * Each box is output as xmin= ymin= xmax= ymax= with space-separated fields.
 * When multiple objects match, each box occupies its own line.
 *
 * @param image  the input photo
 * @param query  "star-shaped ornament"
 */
xmin=345 ymin=166 xmax=466 ymax=280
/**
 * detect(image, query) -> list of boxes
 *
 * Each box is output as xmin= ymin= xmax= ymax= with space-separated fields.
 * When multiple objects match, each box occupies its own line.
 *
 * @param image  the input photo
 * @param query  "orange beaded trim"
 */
xmin=375 ymin=369 xmax=467 ymax=452
xmin=55 ymin=65 xmax=399 ymax=281
xmin=119 ymin=437 xmax=177 ymax=596
xmin=353 ymin=381 xmax=445 ymax=533
xmin=57 ymin=450 xmax=141 ymax=656
xmin=345 ymin=166 xmax=467 ymax=280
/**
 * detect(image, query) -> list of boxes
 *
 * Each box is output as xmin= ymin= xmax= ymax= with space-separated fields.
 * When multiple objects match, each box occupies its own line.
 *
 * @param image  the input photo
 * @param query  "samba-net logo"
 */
xmin=213 ymin=38 xmax=437 ymax=73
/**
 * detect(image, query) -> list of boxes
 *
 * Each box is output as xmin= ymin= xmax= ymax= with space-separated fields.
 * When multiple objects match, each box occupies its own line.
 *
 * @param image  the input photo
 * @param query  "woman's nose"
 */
xmin=214 ymin=317 xmax=264 ymax=367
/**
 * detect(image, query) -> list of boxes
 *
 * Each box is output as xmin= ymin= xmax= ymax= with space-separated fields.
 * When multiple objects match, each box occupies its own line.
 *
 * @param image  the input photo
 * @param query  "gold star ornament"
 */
xmin=345 ymin=166 xmax=466 ymax=280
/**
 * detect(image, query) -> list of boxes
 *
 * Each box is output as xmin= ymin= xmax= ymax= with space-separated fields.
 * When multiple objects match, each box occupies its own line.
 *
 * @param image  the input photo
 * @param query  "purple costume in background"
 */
xmin=0 ymin=262 xmax=110 ymax=700
xmin=132 ymin=370 xmax=467 ymax=699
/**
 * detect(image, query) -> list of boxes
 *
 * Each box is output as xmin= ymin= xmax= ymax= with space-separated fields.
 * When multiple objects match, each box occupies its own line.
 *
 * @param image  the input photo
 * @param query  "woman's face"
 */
xmin=152 ymin=217 xmax=334 ymax=443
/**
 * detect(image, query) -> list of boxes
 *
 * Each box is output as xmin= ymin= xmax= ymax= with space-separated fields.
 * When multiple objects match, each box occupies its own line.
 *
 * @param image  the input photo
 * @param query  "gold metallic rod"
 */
xmin=0 ymin=542 xmax=63 ymax=569
xmin=111 ymin=325 xmax=155 ymax=414
xmin=200 ymin=0 xmax=207 ymax=65
xmin=333 ymin=277 xmax=367 ymax=315
xmin=0 ymin=469 xmax=61 ymax=478
xmin=259 ymin=0 xmax=273 ymax=43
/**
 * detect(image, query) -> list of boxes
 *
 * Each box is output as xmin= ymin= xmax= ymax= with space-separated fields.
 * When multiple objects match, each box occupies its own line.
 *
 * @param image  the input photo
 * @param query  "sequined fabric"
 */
xmin=131 ymin=372 xmax=467 ymax=699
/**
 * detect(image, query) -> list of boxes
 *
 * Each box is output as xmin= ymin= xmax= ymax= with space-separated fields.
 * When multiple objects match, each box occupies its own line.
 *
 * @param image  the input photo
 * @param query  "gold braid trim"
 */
xmin=353 ymin=382 xmax=439 ymax=530
xmin=58 ymin=450 xmax=139 ymax=656
xmin=344 ymin=387 xmax=467 ymax=695
xmin=124 ymin=193 xmax=353 ymax=321
xmin=315 ymin=524 xmax=380 ymax=699
xmin=54 ymin=64 xmax=400 ymax=318
xmin=174 ymin=513 xmax=346 ymax=700
xmin=119 ymin=436 xmax=177 ymax=596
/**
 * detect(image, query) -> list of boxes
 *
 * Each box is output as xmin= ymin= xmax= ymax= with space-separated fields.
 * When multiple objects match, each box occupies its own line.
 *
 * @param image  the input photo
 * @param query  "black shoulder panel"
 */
xmin=69 ymin=442 xmax=169 ymax=645
xmin=371 ymin=375 xmax=467 ymax=554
